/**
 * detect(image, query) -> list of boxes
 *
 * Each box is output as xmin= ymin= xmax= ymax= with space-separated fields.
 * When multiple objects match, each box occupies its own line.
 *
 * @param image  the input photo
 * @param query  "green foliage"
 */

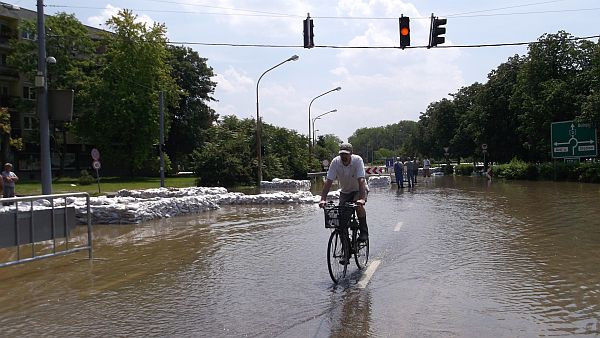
xmin=348 ymin=120 xmax=418 ymax=162
xmin=191 ymin=116 xmax=255 ymax=187
xmin=0 ymin=107 xmax=23 ymax=159
xmin=442 ymin=164 xmax=454 ymax=175
xmin=455 ymin=164 xmax=474 ymax=176
xmin=576 ymin=163 xmax=600 ymax=183
xmin=495 ymin=158 xmax=538 ymax=180
xmin=314 ymin=134 xmax=342 ymax=166
xmin=165 ymin=45 xmax=218 ymax=170
xmin=74 ymin=10 xmax=180 ymax=176
xmin=77 ymin=170 xmax=94 ymax=185
xmin=191 ymin=116 xmax=310 ymax=187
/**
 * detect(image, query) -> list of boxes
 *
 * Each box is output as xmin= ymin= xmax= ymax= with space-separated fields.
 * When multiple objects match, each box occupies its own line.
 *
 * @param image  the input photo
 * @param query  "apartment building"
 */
xmin=0 ymin=2 xmax=103 ymax=178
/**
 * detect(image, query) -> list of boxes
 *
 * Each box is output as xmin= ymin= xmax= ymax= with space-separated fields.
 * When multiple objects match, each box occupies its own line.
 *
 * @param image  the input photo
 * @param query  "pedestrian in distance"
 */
xmin=319 ymin=142 xmax=370 ymax=242
xmin=393 ymin=157 xmax=404 ymax=189
xmin=423 ymin=157 xmax=431 ymax=181
xmin=406 ymin=157 xmax=414 ymax=188
xmin=413 ymin=157 xmax=419 ymax=185
xmin=2 ymin=162 xmax=18 ymax=205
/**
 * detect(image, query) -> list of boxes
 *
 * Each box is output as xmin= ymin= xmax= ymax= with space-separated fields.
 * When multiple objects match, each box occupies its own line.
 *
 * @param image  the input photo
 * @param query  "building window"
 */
xmin=20 ymin=29 xmax=35 ymax=40
xmin=23 ymin=116 xmax=37 ymax=130
xmin=23 ymin=86 xmax=35 ymax=100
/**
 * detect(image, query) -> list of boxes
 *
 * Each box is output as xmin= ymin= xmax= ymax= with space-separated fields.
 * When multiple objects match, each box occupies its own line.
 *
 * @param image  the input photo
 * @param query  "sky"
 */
xmin=13 ymin=0 xmax=600 ymax=141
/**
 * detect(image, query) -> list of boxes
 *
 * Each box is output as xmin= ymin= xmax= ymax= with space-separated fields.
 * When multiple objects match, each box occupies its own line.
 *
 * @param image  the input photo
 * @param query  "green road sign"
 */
xmin=551 ymin=121 xmax=597 ymax=159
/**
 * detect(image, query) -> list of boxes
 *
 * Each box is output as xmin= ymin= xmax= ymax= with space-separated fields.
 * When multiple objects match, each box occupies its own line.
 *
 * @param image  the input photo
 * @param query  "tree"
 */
xmin=74 ymin=10 xmax=179 ymax=175
xmin=192 ymin=115 xmax=312 ymax=186
xmin=165 ymin=45 xmax=218 ymax=171
xmin=511 ymin=31 xmax=595 ymax=161
xmin=8 ymin=13 xmax=97 ymax=174
xmin=0 ymin=107 xmax=23 ymax=163
xmin=314 ymin=134 xmax=342 ymax=163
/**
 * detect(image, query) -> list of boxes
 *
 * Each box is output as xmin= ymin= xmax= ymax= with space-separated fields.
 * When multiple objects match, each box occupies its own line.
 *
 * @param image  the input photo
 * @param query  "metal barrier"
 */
xmin=0 ymin=192 xmax=92 ymax=268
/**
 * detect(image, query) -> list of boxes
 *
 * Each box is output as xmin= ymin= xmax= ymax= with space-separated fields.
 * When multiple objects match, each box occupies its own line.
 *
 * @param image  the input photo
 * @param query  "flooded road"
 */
xmin=1 ymin=176 xmax=599 ymax=336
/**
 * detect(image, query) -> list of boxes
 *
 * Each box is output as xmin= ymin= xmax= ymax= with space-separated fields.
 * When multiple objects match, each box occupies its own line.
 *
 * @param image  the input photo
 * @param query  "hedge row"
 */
xmin=455 ymin=159 xmax=600 ymax=183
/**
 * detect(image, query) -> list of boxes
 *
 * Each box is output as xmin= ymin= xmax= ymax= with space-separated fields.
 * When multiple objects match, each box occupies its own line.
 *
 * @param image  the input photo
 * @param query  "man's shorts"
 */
xmin=339 ymin=190 xmax=369 ymax=205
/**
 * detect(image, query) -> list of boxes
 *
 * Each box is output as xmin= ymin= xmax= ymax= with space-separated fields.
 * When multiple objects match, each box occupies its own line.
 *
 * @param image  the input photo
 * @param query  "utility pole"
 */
xmin=36 ymin=0 xmax=52 ymax=195
xmin=159 ymin=91 xmax=165 ymax=187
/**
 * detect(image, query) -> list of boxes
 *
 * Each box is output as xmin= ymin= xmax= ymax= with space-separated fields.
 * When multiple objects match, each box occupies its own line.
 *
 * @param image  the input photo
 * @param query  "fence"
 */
xmin=0 ymin=192 xmax=92 ymax=268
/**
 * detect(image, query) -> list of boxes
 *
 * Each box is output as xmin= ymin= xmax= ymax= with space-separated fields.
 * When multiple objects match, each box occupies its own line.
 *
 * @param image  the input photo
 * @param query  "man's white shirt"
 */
xmin=326 ymin=154 xmax=368 ymax=194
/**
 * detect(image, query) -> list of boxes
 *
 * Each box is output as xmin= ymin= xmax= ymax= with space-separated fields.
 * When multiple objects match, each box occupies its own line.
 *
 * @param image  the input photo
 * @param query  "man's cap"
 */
xmin=4 ymin=162 xmax=12 ymax=168
xmin=339 ymin=142 xmax=353 ymax=154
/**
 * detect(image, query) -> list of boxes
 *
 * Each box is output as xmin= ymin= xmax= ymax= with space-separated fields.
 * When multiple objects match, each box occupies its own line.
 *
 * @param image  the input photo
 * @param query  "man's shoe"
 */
xmin=339 ymin=259 xmax=348 ymax=265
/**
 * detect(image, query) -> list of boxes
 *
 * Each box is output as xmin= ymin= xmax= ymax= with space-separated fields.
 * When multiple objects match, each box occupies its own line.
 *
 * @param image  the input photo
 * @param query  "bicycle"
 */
xmin=323 ymin=201 xmax=369 ymax=283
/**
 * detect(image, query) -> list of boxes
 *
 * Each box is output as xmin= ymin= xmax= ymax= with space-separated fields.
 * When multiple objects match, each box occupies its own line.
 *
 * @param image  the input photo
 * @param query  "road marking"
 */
xmin=394 ymin=221 xmax=403 ymax=232
xmin=357 ymin=259 xmax=381 ymax=289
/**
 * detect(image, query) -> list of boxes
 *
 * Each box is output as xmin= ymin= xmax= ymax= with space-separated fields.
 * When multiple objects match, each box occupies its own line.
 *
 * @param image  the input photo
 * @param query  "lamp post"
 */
xmin=308 ymin=87 xmax=341 ymax=160
xmin=311 ymin=109 xmax=337 ymax=147
xmin=36 ymin=0 xmax=52 ymax=195
xmin=256 ymin=55 xmax=299 ymax=186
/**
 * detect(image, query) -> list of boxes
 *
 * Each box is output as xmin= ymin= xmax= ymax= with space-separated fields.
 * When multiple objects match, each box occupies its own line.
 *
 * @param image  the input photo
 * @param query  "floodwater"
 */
xmin=1 ymin=176 xmax=599 ymax=336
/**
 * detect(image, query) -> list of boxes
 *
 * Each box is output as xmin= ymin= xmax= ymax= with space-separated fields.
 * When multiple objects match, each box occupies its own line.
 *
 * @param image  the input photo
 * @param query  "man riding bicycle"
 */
xmin=319 ymin=142 xmax=369 ymax=242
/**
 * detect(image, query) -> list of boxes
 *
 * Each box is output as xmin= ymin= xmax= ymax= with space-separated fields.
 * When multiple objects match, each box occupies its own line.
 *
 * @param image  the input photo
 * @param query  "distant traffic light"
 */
xmin=303 ymin=13 xmax=314 ymax=48
xmin=428 ymin=14 xmax=447 ymax=48
xmin=399 ymin=16 xmax=410 ymax=49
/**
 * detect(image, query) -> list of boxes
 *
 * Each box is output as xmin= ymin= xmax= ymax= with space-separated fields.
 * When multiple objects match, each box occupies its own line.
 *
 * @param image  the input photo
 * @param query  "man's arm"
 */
xmin=357 ymin=177 xmax=366 ymax=204
xmin=319 ymin=179 xmax=334 ymax=208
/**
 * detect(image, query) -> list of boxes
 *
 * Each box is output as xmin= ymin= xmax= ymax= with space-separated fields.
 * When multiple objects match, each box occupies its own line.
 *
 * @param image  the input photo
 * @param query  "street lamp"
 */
xmin=312 ymin=109 xmax=337 ymax=147
xmin=36 ymin=0 xmax=52 ymax=195
xmin=256 ymin=55 xmax=299 ymax=186
xmin=308 ymin=86 xmax=341 ymax=159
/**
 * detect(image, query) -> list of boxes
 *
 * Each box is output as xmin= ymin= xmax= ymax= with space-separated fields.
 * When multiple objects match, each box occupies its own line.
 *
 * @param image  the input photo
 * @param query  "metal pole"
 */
xmin=256 ymin=55 xmax=299 ymax=188
xmin=308 ymin=87 xmax=341 ymax=161
xmin=159 ymin=91 xmax=165 ymax=188
xmin=37 ymin=0 xmax=52 ymax=195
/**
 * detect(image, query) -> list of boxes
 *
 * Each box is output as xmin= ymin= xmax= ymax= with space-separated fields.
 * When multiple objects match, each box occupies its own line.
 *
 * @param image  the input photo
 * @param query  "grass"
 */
xmin=15 ymin=176 xmax=198 ymax=197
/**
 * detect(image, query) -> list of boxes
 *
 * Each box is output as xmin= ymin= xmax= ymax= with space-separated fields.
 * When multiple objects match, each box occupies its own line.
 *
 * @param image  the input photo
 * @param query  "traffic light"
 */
xmin=428 ymin=14 xmax=447 ymax=48
xmin=399 ymin=16 xmax=410 ymax=49
xmin=303 ymin=13 xmax=314 ymax=48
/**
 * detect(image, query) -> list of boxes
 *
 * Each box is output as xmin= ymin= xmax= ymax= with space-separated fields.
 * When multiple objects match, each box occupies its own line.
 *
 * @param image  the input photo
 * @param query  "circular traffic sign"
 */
xmin=481 ymin=144 xmax=488 ymax=150
xmin=322 ymin=159 xmax=329 ymax=167
xmin=92 ymin=160 xmax=101 ymax=170
xmin=91 ymin=148 xmax=100 ymax=160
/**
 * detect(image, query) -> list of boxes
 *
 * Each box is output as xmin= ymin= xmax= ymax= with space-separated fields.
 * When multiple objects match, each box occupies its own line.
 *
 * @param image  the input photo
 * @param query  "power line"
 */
xmin=46 ymin=4 xmax=600 ymax=20
xmin=171 ymin=34 xmax=600 ymax=49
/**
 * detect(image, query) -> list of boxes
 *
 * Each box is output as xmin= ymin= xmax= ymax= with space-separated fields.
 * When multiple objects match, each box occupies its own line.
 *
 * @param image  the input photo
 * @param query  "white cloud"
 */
xmin=214 ymin=66 xmax=254 ymax=93
xmin=319 ymin=0 xmax=465 ymax=139
xmin=86 ymin=4 xmax=155 ymax=29
xmin=178 ymin=0 xmax=312 ymax=38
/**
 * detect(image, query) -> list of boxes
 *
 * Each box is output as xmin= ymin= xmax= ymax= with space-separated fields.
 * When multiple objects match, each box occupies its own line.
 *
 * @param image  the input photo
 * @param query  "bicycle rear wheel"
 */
xmin=327 ymin=229 xmax=348 ymax=283
xmin=353 ymin=229 xmax=369 ymax=269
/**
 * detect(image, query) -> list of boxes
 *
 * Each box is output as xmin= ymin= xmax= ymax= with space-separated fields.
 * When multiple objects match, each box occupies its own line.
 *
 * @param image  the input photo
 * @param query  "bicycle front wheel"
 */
xmin=353 ymin=229 xmax=369 ymax=269
xmin=327 ymin=229 xmax=348 ymax=283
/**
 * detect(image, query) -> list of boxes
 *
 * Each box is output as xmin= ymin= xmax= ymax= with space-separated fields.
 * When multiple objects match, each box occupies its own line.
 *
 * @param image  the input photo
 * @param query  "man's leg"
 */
xmin=352 ymin=191 xmax=369 ymax=242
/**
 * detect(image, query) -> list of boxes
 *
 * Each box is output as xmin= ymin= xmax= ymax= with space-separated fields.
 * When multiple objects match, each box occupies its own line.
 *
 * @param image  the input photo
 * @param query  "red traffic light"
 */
xmin=399 ymin=16 xmax=410 ymax=48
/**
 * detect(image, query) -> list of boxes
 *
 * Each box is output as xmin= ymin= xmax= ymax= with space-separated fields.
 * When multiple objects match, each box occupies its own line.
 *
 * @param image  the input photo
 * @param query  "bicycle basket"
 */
xmin=324 ymin=205 xmax=353 ymax=228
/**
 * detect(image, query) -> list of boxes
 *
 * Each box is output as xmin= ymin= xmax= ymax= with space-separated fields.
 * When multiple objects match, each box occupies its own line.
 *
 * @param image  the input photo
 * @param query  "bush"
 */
xmin=495 ymin=158 xmax=538 ymax=180
xmin=442 ymin=164 xmax=454 ymax=175
xmin=498 ymin=160 xmax=600 ymax=182
xmin=78 ymin=170 xmax=94 ymax=185
xmin=455 ymin=164 xmax=474 ymax=176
